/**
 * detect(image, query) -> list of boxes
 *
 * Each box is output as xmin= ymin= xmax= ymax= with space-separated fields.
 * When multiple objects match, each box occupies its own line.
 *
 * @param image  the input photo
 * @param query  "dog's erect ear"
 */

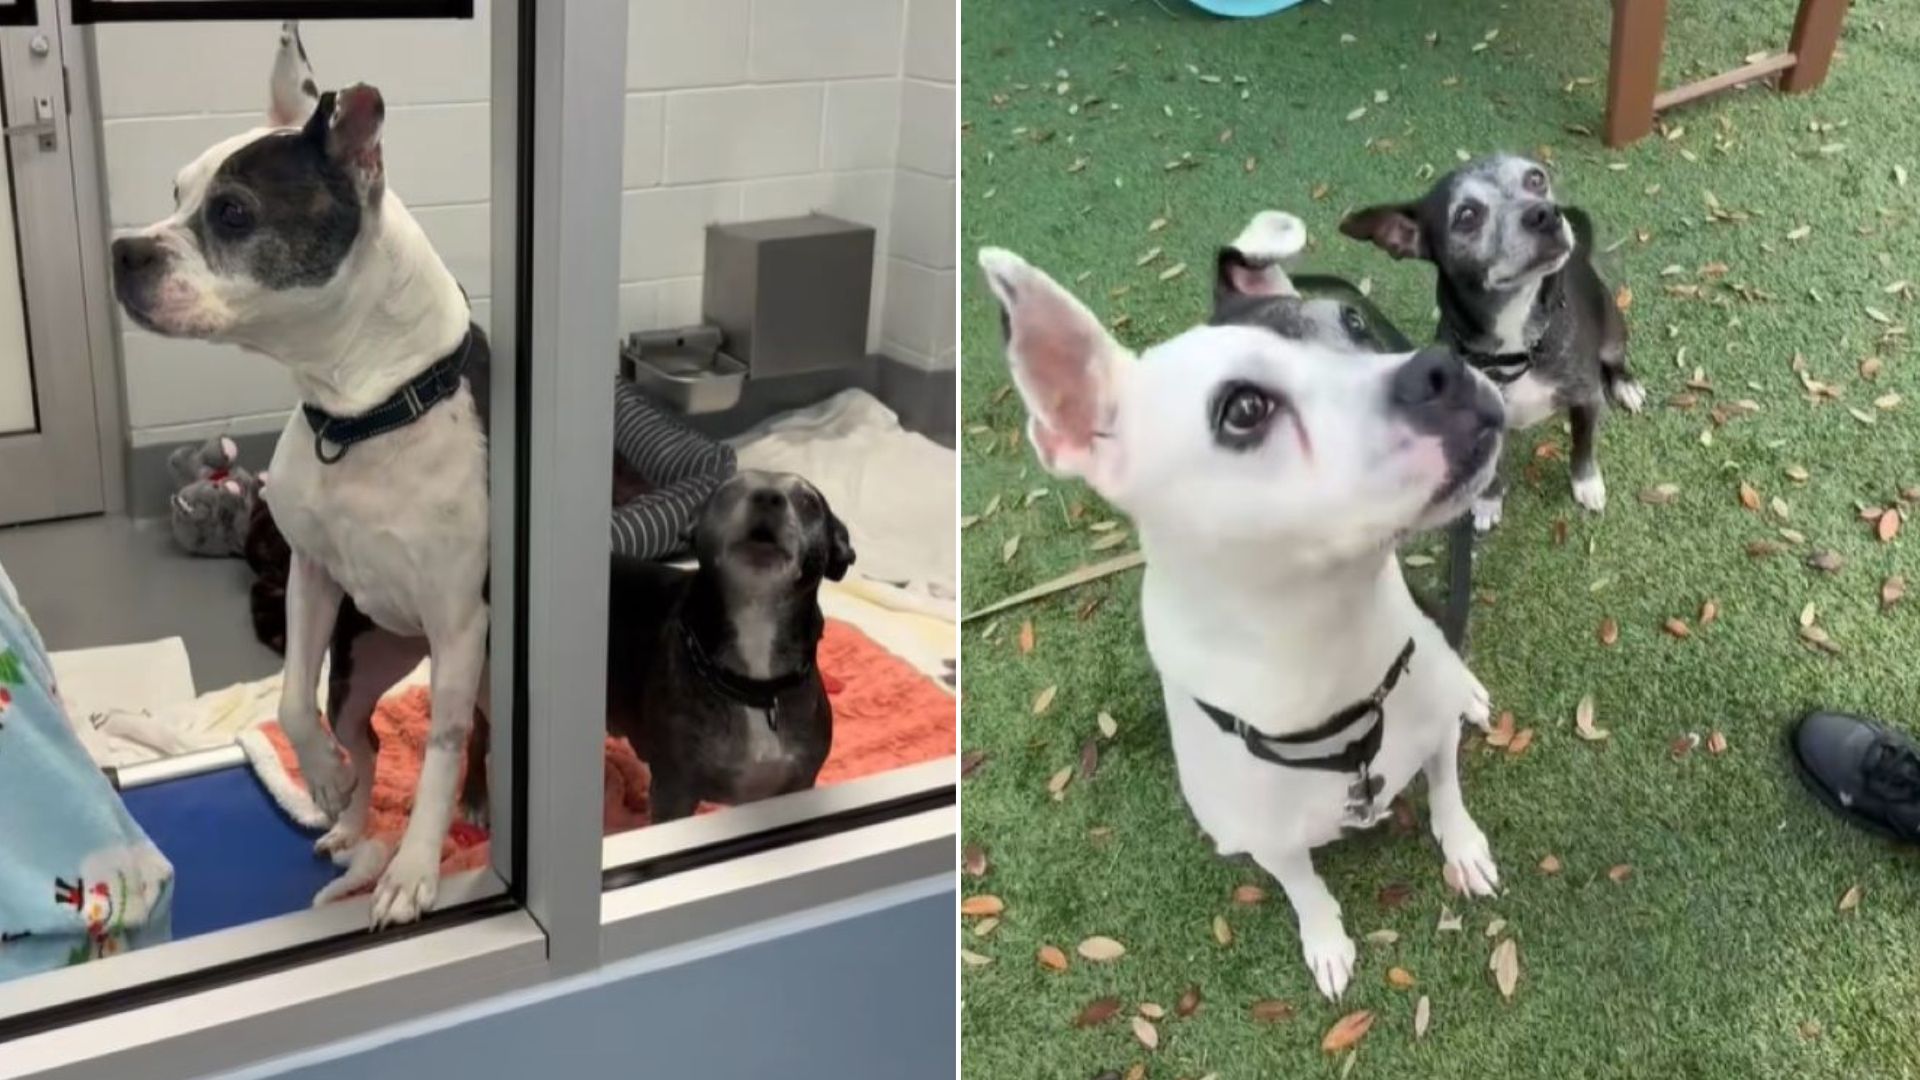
xmin=978 ymin=247 xmax=1132 ymax=497
xmin=1215 ymin=210 xmax=1306 ymax=303
xmin=268 ymin=21 xmax=320 ymax=128
xmin=1339 ymin=204 xmax=1426 ymax=261
xmin=823 ymin=508 xmax=855 ymax=582
xmin=305 ymin=84 xmax=385 ymax=202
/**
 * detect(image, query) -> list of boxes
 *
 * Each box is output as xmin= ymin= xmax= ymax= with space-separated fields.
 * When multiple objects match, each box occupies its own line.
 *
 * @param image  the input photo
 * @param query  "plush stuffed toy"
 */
xmin=166 ymin=437 xmax=262 ymax=558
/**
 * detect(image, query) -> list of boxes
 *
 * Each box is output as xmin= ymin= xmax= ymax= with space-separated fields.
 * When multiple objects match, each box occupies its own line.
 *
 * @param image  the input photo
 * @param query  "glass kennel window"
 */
xmin=0 ymin=2 xmax=954 ymax=1077
xmin=594 ymin=0 xmax=957 ymax=947
xmin=0 ymin=2 xmax=571 ymax=1076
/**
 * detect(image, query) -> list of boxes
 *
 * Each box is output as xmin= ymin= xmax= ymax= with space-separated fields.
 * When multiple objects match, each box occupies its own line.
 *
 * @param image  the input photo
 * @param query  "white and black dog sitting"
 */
xmin=980 ymin=220 xmax=1505 ymax=1000
xmin=112 ymin=24 xmax=487 ymax=926
xmin=1341 ymin=155 xmax=1644 ymax=530
xmin=605 ymin=471 xmax=854 ymax=823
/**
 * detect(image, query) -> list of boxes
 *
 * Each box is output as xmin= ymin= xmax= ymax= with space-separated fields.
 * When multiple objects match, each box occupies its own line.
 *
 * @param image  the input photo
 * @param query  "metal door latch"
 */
xmin=3 ymin=96 xmax=56 ymax=151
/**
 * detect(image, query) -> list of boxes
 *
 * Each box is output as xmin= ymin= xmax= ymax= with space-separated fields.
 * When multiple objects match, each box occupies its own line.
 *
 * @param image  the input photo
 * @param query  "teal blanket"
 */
xmin=0 ymin=562 xmax=173 ymax=981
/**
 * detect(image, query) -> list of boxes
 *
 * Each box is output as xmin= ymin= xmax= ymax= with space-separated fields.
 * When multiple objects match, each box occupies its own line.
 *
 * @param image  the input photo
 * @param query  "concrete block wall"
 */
xmin=92 ymin=0 xmax=953 ymax=453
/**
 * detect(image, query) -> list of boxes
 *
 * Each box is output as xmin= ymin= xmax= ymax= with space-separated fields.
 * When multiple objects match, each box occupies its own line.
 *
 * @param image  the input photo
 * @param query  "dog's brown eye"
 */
xmin=1340 ymin=306 xmax=1367 ymax=337
xmin=1452 ymin=202 xmax=1483 ymax=232
xmin=1524 ymin=168 xmax=1547 ymax=192
xmin=1213 ymin=382 xmax=1279 ymax=449
xmin=210 ymin=196 xmax=254 ymax=233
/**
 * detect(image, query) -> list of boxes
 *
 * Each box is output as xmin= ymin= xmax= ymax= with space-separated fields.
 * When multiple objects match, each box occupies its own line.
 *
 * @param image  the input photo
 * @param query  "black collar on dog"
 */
xmin=680 ymin=620 xmax=814 ymax=730
xmin=1457 ymin=270 xmax=1571 ymax=386
xmin=303 ymin=331 xmax=474 ymax=464
xmin=1193 ymin=639 xmax=1415 ymax=825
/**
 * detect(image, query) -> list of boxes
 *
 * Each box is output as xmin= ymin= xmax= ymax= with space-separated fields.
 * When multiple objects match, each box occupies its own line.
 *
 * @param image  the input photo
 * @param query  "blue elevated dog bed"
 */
xmin=121 ymin=765 xmax=335 ymax=939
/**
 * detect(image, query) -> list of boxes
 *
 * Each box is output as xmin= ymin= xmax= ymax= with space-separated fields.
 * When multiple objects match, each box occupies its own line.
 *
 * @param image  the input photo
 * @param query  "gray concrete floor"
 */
xmin=0 ymin=514 xmax=280 ymax=692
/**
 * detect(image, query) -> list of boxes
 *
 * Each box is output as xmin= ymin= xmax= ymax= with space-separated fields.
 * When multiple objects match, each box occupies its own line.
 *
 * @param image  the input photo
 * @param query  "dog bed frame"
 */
xmin=1291 ymin=273 xmax=1476 ymax=651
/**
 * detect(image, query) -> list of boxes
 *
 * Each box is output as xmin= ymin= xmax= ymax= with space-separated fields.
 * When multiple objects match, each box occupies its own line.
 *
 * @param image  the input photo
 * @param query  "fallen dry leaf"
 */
xmin=1664 ymin=617 xmax=1692 ymax=639
xmin=961 ymin=750 xmax=987 ymax=779
xmin=1138 ymin=1003 xmax=1165 ymax=1021
xmin=1132 ymin=1016 xmax=1159 ymax=1051
xmin=1032 ymin=685 xmax=1058 ymax=715
xmin=1808 ymin=550 xmax=1846 ymax=574
xmin=1507 ymin=728 xmax=1536 ymax=756
xmin=1490 ymin=939 xmax=1520 ymax=1001
xmin=1608 ymin=864 xmax=1634 ymax=883
xmin=1232 ymin=885 xmax=1267 ymax=905
xmin=1320 ymin=1010 xmax=1376 ymax=1054
xmin=1436 ymin=905 xmax=1463 ymax=932
xmin=1599 ymin=618 xmax=1620 ymax=645
xmin=1881 ymin=511 xmax=1902 ymax=543
xmin=1212 ymin=915 xmax=1233 ymax=946
xmin=1615 ymin=285 xmax=1633 ymax=312
xmin=963 ymin=843 xmax=988 ymax=878
xmin=1574 ymin=694 xmax=1609 ymax=742
xmin=1486 ymin=710 xmax=1516 ymax=748
xmin=960 ymin=949 xmax=992 ymax=967
xmin=1365 ymin=929 xmax=1401 ymax=945
xmin=1097 ymin=710 xmax=1119 ymax=739
xmin=961 ymin=894 xmax=1004 ymax=918
xmin=1387 ymin=967 xmax=1416 ymax=989
xmin=1415 ymin=995 xmax=1432 ymax=1039
xmin=1839 ymin=884 xmax=1863 ymax=913
xmin=1671 ymin=733 xmax=1699 ymax=758
xmin=1379 ymin=882 xmax=1415 ymax=909
xmin=1539 ymin=854 xmax=1563 ymax=874
xmin=1701 ymin=599 xmax=1720 ymax=625
xmin=1078 ymin=936 xmax=1127 ymax=962
xmin=1639 ymin=483 xmax=1681 ymax=505
xmin=1018 ymin=620 xmax=1035 ymax=654
xmin=1707 ymin=730 xmax=1729 ymax=755
xmin=1176 ymin=985 xmax=1203 ymax=1017
xmin=1250 ymin=999 xmax=1296 ymax=1023
xmin=973 ymin=917 xmax=999 ymax=938
xmin=1883 ymin=575 xmax=1907 ymax=609
xmin=1047 ymin=766 xmax=1073 ymax=799
xmin=1074 ymin=996 xmax=1123 ymax=1027
xmin=1037 ymin=944 xmax=1069 ymax=972
xmin=1485 ymin=918 xmax=1508 ymax=938
xmin=1800 ymin=601 xmax=1819 ymax=628
xmin=1002 ymin=535 xmax=1021 ymax=563
xmin=1080 ymin=738 xmax=1100 ymax=782
xmin=1123 ymin=1066 xmax=1144 ymax=1080
xmin=1739 ymin=482 xmax=1762 ymax=512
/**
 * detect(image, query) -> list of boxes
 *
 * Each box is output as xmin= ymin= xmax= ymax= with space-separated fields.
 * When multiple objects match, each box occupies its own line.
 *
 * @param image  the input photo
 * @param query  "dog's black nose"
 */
xmin=750 ymin=489 xmax=787 ymax=512
xmin=1392 ymin=347 xmax=1463 ymax=410
xmin=1521 ymin=203 xmax=1562 ymax=235
xmin=112 ymin=236 xmax=165 ymax=279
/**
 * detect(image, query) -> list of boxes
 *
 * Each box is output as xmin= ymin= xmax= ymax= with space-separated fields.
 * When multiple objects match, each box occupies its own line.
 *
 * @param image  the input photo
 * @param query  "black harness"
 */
xmin=1455 ymin=270 xmax=1569 ymax=388
xmin=680 ymin=621 xmax=814 ymax=732
xmin=302 ymin=330 xmax=475 ymax=464
xmin=1194 ymin=639 xmax=1415 ymax=827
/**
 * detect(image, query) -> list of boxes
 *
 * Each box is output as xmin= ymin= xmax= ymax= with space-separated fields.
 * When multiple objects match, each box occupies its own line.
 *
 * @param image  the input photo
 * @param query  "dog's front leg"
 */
xmin=1423 ymin=722 xmax=1501 ymax=898
xmin=1569 ymin=403 xmax=1607 ymax=512
xmin=281 ymin=553 xmax=356 ymax=821
xmin=1251 ymin=844 xmax=1355 ymax=1001
xmin=1472 ymin=468 xmax=1507 ymax=533
xmin=371 ymin=608 xmax=487 ymax=927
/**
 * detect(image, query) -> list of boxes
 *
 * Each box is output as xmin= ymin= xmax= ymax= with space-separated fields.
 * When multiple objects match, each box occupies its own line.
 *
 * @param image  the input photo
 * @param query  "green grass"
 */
xmin=957 ymin=1 xmax=1920 ymax=1077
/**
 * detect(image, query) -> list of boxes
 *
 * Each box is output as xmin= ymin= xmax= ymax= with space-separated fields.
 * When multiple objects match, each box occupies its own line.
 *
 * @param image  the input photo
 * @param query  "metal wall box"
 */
xmin=702 ymin=214 xmax=875 ymax=379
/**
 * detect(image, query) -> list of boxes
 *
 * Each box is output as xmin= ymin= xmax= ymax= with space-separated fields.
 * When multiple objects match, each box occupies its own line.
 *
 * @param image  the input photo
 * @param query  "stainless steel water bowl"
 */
xmin=621 ymin=327 xmax=747 ymax=415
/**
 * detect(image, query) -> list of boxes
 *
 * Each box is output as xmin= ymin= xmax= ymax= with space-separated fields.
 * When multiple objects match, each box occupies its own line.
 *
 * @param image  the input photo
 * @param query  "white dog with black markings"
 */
xmin=980 ymin=224 xmax=1507 ymax=1000
xmin=111 ymin=24 xmax=486 ymax=927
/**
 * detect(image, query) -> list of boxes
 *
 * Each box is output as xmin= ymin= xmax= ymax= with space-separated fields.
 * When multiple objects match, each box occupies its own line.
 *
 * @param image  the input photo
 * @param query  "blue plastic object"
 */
xmin=122 ymin=766 xmax=335 ymax=939
xmin=1187 ymin=0 xmax=1303 ymax=17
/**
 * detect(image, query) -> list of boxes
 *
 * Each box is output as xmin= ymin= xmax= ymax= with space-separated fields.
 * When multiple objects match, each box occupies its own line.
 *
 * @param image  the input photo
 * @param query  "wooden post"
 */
xmin=1781 ymin=0 xmax=1850 ymax=92
xmin=1605 ymin=0 xmax=1669 ymax=148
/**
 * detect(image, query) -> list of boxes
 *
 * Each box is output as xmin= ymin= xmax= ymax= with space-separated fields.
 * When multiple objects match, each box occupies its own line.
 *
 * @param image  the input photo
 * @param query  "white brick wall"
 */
xmin=96 ymin=0 xmax=953 ymax=447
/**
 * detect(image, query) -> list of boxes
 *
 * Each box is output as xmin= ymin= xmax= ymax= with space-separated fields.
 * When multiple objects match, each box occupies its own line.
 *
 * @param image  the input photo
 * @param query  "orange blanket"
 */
xmin=253 ymin=619 xmax=954 ymax=889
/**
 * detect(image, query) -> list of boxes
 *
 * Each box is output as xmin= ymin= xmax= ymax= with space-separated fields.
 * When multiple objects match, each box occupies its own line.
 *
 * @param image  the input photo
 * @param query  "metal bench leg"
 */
xmin=1781 ymin=0 xmax=1850 ymax=92
xmin=1606 ymin=0 xmax=1669 ymax=147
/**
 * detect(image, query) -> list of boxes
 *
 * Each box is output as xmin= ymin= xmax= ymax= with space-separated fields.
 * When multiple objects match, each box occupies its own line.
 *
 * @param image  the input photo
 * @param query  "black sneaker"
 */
xmin=1790 ymin=711 xmax=1920 ymax=843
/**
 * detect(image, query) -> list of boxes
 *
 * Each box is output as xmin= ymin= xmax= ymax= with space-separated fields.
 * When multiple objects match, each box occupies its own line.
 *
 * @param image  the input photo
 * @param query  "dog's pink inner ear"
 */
xmin=327 ymin=84 xmax=386 ymax=184
xmin=1342 ymin=207 xmax=1423 ymax=261
xmin=1010 ymin=291 xmax=1107 ymax=451
xmin=1225 ymin=259 xmax=1293 ymax=298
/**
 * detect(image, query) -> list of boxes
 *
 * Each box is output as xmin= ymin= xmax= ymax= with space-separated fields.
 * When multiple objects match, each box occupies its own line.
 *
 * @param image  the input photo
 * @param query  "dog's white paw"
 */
xmin=1300 ymin=920 xmax=1358 ymax=1002
xmin=1572 ymin=471 xmax=1607 ymax=513
xmin=1611 ymin=377 xmax=1647 ymax=414
xmin=314 ymin=817 xmax=365 ymax=867
xmin=1472 ymin=494 xmax=1505 ymax=533
xmin=1438 ymin=823 xmax=1501 ymax=898
xmin=1463 ymin=672 xmax=1493 ymax=731
xmin=311 ymin=838 xmax=390 ymax=907
xmin=370 ymin=845 xmax=441 ymax=928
